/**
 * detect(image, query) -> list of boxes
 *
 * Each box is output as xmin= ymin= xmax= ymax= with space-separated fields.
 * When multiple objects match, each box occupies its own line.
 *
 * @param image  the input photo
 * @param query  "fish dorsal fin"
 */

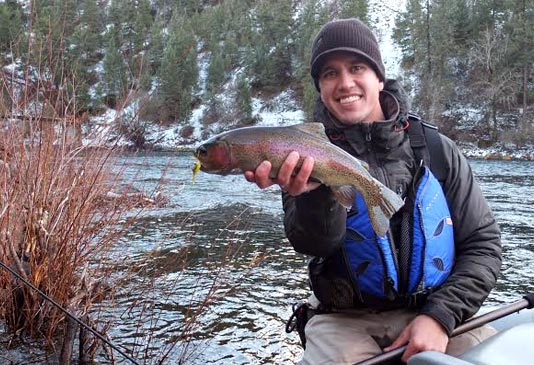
xmin=290 ymin=122 xmax=329 ymax=140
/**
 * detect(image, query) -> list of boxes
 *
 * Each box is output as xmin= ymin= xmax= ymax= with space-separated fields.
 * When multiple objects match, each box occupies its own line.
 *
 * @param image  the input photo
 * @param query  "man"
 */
xmin=245 ymin=18 xmax=502 ymax=364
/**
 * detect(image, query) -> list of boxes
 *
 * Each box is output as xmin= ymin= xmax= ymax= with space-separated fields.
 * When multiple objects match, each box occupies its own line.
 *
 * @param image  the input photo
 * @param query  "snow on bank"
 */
xmin=84 ymin=82 xmax=533 ymax=160
xmin=460 ymin=142 xmax=534 ymax=161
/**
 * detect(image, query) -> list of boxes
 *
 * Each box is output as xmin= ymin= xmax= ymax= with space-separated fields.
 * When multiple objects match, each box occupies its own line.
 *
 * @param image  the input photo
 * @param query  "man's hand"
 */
xmin=244 ymin=151 xmax=320 ymax=196
xmin=384 ymin=314 xmax=449 ymax=363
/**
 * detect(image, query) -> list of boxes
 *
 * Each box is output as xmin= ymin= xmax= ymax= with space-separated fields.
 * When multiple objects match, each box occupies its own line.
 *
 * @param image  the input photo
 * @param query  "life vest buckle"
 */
xmin=406 ymin=288 xmax=433 ymax=308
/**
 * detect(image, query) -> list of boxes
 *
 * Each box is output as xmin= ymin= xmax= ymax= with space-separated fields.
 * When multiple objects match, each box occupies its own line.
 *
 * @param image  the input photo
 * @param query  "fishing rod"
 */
xmin=354 ymin=293 xmax=534 ymax=365
xmin=0 ymin=259 xmax=141 ymax=365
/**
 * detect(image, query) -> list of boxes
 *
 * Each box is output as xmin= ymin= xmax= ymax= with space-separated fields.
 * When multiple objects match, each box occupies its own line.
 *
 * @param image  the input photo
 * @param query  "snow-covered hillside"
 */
xmin=83 ymin=0 xmax=533 ymax=160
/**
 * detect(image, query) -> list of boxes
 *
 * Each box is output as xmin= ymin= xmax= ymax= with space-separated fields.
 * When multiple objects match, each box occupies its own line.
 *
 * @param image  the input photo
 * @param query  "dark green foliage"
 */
xmin=71 ymin=0 xmax=104 ymax=64
xmin=0 ymin=1 xmax=24 ymax=53
xmin=236 ymin=74 xmax=253 ymax=123
xmin=103 ymin=26 xmax=130 ymax=106
xmin=293 ymin=0 xmax=329 ymax=80
xmin=206 ymin=42 xmax=226 ymax=94
xmin=146 ymin=16 xmax=166 ymax=74
xmin=393 ymin=0 xmax=534 ymax=143
xmin=157 ymin=13 xmax=198 ymax=123
xmin=339 ymin=0 xmax=369 ymax=20
xmin=246 ymin=0 xmax=293 ymax=89
xmin=3 ymin=0 xmax=531 ymax=145
xmin=303 ymin=79 xmax=318 ymax=122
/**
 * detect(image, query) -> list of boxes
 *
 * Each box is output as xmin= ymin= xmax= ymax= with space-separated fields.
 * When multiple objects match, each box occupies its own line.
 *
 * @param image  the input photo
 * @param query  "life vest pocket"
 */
xmin=344 ymin=227 xmax=395 ymax=299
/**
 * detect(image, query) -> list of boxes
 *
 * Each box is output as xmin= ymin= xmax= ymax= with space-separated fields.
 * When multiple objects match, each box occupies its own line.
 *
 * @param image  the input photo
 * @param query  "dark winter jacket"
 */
xmin=282 ymin=79 xmax=502 ymax=335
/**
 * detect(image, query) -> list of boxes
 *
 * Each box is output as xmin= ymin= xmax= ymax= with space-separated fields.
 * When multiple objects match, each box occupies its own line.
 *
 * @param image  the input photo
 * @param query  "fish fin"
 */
xmin=330 ymin=185 xmax=357 ymax=209
xmin=290 ymin=123 xmax=329 ymax=140
xmin=366 ymin=185 xmax=405 ymax=236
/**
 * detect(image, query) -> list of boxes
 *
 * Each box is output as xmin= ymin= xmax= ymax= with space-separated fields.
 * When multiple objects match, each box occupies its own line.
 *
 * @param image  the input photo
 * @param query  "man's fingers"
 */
xmin=254 ymin=160 xmax=274 ymax=189
xmin=244 ymin=170 xmax=255 ymax=183
xmin=244 ymin=153 xmax=319 ymax=195
xmin=293 ymin=156 xmax=314 ymax=186
xmin=277 ymin=151 xmax=300 ymax=185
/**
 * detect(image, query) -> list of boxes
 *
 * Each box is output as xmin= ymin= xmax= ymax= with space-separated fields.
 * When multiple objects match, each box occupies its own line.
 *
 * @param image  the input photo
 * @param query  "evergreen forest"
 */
xmin=1 ymin=0 xmax=533 ymax=147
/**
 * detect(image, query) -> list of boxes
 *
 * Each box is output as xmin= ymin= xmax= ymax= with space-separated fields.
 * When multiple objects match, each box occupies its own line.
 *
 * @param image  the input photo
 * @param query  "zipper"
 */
xmin=415 ymin=201 xmax=427 ymax=292
xmin=364 ymin=123 xmax=390 ymax=187
xmin=414 ymin=162 xmax=429 ymax=292
xmin=387 ymin=229 xmax=400 ymax=290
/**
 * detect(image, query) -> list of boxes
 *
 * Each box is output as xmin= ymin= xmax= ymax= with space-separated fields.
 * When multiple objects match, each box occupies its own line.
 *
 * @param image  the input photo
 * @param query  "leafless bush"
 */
xmin=0 ymin=21 xmax=137 ymax=362
xmin=0 ymin=113 xmax=130 ymax=340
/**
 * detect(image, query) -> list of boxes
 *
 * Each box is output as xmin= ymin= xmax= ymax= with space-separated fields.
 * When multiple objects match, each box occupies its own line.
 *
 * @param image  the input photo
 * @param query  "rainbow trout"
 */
xmin=193 ymin=123 xmax=404 ymax=236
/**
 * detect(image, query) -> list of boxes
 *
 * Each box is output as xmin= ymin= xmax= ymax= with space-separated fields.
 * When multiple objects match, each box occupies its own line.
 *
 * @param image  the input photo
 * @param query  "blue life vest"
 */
xmin=344 ymin=166 xmax=454 ymax=300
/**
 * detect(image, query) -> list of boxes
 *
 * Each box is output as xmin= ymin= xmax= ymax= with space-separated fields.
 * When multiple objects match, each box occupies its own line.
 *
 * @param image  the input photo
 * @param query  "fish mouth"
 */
xmin=195 ymin=144 xmax=208 ymax=160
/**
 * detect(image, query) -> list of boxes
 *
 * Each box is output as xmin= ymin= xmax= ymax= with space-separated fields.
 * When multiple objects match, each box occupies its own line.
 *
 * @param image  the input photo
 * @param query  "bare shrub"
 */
xmin=0 ymin=114 xmax=130 ymax=342
xmin=0 ymin=21 xmax=137 ymax=362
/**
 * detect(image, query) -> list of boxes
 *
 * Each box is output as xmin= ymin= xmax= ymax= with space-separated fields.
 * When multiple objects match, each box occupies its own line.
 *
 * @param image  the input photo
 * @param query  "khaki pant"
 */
xmin=298 ymin=303 xmax=497 ymax=365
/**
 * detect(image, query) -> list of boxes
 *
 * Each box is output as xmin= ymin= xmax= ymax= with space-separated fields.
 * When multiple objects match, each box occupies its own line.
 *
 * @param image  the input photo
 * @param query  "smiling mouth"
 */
xmin=339 ymin=95 xmax=361 ymax=104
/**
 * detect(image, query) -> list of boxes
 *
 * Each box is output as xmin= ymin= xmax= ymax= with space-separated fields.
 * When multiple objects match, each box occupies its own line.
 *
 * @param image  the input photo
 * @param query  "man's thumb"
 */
xmin=384 ymin=329 xmax=409 ymax=352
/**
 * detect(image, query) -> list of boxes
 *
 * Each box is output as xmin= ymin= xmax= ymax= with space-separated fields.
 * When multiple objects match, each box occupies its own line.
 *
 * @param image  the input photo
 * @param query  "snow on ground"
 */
xmin=251 ymin=89 xmax=306 ymax=127
xmin=172 ymin=88 xmax=305 ymax=149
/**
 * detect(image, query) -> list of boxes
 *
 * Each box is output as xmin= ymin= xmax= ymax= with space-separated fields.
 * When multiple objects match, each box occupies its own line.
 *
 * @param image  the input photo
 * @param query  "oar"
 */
xmin=354 ymin=293 xmax=534 ymax=365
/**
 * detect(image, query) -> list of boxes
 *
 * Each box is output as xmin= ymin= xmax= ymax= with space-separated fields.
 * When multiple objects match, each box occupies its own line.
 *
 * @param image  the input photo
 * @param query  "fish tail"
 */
xmin=366 ymin=185 xmax=405 ymax=236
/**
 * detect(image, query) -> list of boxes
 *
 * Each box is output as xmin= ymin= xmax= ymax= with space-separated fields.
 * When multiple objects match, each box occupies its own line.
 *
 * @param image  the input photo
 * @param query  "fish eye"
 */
xmin=196 ymin=145 xmax=208 ymax=157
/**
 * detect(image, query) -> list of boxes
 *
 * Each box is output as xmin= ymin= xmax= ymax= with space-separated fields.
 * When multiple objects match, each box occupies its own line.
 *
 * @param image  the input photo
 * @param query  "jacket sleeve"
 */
xmin=282 ymin=185 xmax=347 ymax=258
xmin=419 ymin=135 xmax=502 ymax=335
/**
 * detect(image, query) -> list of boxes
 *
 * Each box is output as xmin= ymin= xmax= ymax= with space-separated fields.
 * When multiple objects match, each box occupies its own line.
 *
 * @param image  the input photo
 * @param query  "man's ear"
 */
xmin=379 ymin=81 xmax=384 ymax=91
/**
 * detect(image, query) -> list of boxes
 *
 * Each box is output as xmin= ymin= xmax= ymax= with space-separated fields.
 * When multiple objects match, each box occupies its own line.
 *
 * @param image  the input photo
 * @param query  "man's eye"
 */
xmin=322 ymin=70 xmax=336 ymax=78
xmin=351 ymin=65 xmax=364 ymax=72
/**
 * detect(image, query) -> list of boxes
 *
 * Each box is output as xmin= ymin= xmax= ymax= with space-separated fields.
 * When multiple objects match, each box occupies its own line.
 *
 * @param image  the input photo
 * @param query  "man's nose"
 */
xmin=338 ymin=69 xmax=355 ymax=90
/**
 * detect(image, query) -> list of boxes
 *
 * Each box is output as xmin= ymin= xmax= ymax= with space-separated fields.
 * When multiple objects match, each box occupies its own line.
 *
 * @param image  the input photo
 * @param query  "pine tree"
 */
xmin=102 ymin=26 xmax=130 ymax=107
xmin=339 ymin=0 xmax=369 ymax=20
xmin=394 ymin=0 xmax=436 ymax=117
xmin=71 ymin=0 xmax=104 ymax=64
xmin=293 ymin=0 xmax=329 ymax=80
xmin=504 ymin=0 xmax=534 ymax=135
xmin=206 ymin=41 xmax=226 ymax=93
xmin=157 ymin=12 xmax=198 ymax=123
xmin=0 ymin=1 xmax=24 ymax=53
xmin=147 ymin=16 xmax=165 ymax=74
xmin=132 ymin=0 xmax=154 ymax=53
xmin=247 ymin=0 xmax=294 ymax=89
xmin=393 ymin=0 xmax=426 ymax=69
xmin=236 ymin=74 xmax=253 ymax=124
xmin=303 ymin=80 xmax=318 ymax=122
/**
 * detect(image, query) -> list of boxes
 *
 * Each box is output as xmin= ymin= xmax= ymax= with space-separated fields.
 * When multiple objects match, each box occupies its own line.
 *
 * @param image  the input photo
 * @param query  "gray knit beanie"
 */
xmin=310 ymin=18 xmax=385 ymax=90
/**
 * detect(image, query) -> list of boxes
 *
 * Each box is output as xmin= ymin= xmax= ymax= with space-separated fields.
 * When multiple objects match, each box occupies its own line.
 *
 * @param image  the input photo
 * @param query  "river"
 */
xmin=8 ymin=154 xmax=530 ymax=365
xmin=84 ymin=153 xmax=532 ymax=365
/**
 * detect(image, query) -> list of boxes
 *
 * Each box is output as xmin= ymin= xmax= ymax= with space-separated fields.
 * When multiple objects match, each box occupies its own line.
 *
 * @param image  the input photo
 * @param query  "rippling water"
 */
xmin=35 ymin=153 xmax=534 ymax=364
xmin=89 ymin=153 xmax=534 ymax=365
xmin=468 ymin=160 xmax=534 ymax=304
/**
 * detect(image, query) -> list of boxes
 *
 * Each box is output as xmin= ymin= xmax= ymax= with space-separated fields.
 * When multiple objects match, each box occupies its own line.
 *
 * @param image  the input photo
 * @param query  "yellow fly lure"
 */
xmin=192 ymin=161 xmax=202 ymax=183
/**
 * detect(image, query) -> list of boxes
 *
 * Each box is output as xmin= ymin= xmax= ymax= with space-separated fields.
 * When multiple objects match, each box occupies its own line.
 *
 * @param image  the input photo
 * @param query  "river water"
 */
xmin=0 ymin=153 xmax=521 ymax=365
xmin=86 ymin=153 xmax=533 ymax=365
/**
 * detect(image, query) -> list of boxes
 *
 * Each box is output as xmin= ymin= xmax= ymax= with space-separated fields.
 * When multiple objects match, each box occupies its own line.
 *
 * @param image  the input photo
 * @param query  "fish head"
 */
xmin=194 ymin=136 xmax=233 ymax=174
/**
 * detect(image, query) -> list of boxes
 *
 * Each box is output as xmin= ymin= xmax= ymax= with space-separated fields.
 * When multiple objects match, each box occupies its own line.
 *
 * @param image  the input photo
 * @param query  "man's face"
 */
xmin=318 ymin=51 xmax=384 ymax=124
